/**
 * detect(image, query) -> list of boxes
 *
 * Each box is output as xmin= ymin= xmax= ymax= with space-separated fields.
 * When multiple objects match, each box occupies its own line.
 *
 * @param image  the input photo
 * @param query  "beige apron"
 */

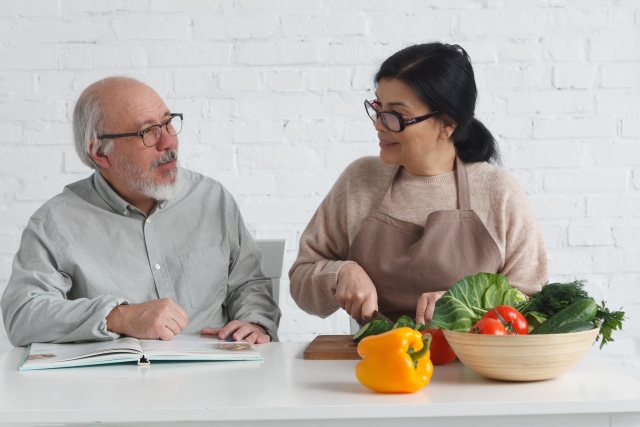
xmin=347 ymin=157 xmax=502 ymax=322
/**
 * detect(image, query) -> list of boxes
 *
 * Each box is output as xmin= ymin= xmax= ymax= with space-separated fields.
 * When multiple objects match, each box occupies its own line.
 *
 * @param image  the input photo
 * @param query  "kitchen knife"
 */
xmin=370 ymin=310 xmax=393 ymax=324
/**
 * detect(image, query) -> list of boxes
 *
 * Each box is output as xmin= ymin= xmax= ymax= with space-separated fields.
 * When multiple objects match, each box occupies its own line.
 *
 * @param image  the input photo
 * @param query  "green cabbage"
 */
xmin=427 ymin=272 xmax=527 ymax=332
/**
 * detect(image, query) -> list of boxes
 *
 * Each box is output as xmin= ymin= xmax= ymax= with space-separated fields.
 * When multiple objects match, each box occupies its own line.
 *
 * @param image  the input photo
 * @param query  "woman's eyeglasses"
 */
xmin=364 ymin=100 xmax=439 ymax=132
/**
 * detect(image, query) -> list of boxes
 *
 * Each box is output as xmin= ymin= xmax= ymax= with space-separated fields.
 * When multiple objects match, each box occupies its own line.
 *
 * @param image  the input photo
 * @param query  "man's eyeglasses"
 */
xmin=364 ymin=100 xmax=439 ymax=132
xmin=98 ymin=113 xmax=183 ymax=147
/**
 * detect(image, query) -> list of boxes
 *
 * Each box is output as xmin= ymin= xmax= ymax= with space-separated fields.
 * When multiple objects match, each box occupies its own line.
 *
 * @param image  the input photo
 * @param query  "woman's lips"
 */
xmin=379 ymin=140 xmax=399 ymax=148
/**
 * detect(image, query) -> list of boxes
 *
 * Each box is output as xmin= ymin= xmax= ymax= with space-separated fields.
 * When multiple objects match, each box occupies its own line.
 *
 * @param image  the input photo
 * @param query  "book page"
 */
xmin=139 ymin=334 xmax=260 ymax=359
xmin=24 ymin=337 xmax=142 ymax=367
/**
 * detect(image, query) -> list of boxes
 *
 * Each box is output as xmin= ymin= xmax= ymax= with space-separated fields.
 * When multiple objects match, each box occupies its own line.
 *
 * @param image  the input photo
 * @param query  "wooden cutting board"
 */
xmin=303 ymin=335 xmax=361 ymax=360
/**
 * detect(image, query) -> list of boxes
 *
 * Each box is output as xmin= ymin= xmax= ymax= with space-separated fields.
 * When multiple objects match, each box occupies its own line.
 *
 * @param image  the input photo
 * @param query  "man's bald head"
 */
xmin=82 ymin=76 xmax=146 ymax=98
xmin=73 ymin=77 xmax=158 ymax=170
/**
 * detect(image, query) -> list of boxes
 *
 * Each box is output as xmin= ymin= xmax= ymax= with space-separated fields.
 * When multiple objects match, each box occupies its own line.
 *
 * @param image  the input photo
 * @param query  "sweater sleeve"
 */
xmin=497 ymin=178 xmax=549 ymax=296
xmin=288 ymin=170 xmax=356 ymax=318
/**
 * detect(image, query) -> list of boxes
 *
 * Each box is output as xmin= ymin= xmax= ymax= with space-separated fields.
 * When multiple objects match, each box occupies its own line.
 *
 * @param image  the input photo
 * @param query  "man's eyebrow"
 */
xmin=134 ymin=111 xmax=172 ymax=129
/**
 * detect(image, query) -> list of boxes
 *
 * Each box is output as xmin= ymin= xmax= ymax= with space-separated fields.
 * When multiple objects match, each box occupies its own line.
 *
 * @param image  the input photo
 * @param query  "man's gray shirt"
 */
xmin=1 ymin=168 xmax=281 ymax=346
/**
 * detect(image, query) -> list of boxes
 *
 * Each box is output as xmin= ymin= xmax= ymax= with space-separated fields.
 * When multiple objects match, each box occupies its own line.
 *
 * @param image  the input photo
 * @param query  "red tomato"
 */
xmin=482 ymin=305 xmax=529 ymax=335
xmin=469 ymin=318 xmax=507 ymax=335
xmin=422 ymin=328 xmax=457 ymax=365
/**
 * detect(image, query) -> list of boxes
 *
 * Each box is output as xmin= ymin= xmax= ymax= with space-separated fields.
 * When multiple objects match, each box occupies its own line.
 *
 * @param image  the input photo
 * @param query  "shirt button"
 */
xmin=145 ymin=218 xmax=151 ymax=224
xmin=123 ymin=210 xmax=129 ymax=216
xmin=154 ymin=264 xmax=161 ymax=270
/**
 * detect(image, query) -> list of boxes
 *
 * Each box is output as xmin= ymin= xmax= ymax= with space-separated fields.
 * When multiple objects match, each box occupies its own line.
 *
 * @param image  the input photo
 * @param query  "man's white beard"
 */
xmin=112 ymin=151 xmax=182 ymax=202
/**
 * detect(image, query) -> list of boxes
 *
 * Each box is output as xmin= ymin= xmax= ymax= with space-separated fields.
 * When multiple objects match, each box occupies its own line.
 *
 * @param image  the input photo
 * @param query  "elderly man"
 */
xmin=1 ymin=77 xmax=280 ymax=346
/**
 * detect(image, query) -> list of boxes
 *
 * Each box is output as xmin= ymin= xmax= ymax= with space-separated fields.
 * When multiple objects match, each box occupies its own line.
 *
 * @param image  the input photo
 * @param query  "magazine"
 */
xmin=19 ymin=334 xmax=262 ymax=371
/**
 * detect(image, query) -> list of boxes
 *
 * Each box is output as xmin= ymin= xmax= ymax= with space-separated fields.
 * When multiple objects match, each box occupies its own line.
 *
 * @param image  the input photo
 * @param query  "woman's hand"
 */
xmin=336 ymin=263 xmax=378 ymax=321
xmin=415 ymin=291 xmax=446 ymax=325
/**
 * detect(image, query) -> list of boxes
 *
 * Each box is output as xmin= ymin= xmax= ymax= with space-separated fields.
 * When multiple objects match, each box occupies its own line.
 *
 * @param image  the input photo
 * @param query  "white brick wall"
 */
xmin=0 ymin=0 xmax=639 ymax=379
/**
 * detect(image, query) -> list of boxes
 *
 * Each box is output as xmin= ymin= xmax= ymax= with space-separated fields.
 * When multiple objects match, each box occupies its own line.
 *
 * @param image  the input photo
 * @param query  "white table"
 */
xmin=0 ymin=342 xmax=639 ymax=427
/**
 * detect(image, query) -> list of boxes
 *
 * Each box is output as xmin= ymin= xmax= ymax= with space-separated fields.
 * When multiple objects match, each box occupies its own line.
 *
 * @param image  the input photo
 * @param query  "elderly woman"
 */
xmin=289 ymin=43 xmax=548 ymax=325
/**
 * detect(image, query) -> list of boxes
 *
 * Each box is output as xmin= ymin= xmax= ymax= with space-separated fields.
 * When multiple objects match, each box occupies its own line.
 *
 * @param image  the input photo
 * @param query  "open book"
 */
xmin=19 ymin=334 xmax=262 ymax=371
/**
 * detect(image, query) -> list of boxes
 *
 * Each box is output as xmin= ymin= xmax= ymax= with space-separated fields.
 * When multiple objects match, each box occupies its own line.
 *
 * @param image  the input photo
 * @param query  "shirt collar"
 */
xmin=93 ymin=171 xmax=132 ymax=216
xmin=92 ymin=171 xmax=172 ymax=217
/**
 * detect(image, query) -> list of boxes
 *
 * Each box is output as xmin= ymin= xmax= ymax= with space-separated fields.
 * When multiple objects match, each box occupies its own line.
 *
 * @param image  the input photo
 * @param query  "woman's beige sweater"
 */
xmin=289 ymin=156 xmax=548 ymax=318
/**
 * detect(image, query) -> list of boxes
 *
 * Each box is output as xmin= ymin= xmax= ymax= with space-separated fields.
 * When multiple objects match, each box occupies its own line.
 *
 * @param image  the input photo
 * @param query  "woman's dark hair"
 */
xmin=375 ymin=43 xmax=500 ymax=164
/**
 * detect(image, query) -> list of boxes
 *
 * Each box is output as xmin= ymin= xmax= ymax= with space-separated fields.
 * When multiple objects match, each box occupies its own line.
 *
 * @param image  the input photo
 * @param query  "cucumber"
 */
xmin=352 ymin=318 xmax=393 ymax=342
xmin=550 ymin=321 xmax=595 ymax=334
xmin=531 ymin=299 xmax=597 ymax=335
xmin=393 ymin=315 xmax=415 ymax=330
xmin=375 ymin=319 xmax=393 ymax=334
xmin=352 ymin=322 xmax=372 ymax=342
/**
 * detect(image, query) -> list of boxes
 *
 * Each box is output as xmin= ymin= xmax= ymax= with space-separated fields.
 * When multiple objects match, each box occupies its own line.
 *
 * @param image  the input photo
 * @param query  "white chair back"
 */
xmin=255 ymin=239 xmax=286 ymax=307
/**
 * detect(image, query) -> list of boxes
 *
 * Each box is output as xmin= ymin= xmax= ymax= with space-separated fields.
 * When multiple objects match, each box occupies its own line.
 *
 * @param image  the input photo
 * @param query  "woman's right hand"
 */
xmin=335 ymin=263 xmax=378 ymax=321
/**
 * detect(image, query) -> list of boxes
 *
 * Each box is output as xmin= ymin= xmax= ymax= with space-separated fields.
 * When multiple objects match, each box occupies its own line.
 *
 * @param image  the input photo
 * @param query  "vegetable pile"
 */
xmin=352 ymin=273 xmax=625 ymax=357
xmin=354 ymin=315 xmax=457 ymax=365
xmin=516 ymin=280 xmax=625 ymax=348
xmin=430 ymin=273 xmax=625 ymax=347
xmin=428 ymin=273 xmax=527 ymax=332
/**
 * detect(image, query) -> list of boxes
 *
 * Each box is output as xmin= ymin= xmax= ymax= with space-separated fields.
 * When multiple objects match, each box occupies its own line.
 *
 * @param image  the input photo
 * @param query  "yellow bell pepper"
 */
xmin=355 ymin=327 xmax=433 ymax=393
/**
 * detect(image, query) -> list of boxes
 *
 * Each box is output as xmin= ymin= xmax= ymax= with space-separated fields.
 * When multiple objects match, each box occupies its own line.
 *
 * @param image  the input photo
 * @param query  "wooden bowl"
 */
xmin=442 ymin=328 xmax=599 ymax=381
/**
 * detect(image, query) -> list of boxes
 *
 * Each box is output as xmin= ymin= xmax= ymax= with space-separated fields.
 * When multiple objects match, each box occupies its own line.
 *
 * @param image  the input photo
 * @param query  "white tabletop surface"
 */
xmin=1 ymin=341 xmax=639 ymax=426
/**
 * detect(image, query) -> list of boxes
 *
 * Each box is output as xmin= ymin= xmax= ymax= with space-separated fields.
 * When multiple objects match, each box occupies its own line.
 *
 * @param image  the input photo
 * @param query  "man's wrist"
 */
xmin=106 ymin=304 xmax=126 ymax=335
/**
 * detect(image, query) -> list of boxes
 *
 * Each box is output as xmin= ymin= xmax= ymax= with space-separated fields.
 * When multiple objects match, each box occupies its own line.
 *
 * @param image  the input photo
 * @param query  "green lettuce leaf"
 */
xmin=428 ymin=272 xmax=527 ymax=332
xmin=524 ymin=311 xmax=547 ymax=331
xmin=504 ymin=286 xmax=527 ymax=306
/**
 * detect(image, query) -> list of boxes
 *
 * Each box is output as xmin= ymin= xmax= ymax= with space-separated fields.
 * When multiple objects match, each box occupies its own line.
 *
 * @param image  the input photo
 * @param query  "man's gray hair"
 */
xmin=72 ymin=77 xmax=143 ymax=170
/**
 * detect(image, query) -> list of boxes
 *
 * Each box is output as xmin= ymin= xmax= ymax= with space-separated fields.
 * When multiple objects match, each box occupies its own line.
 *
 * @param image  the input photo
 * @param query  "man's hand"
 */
xmin=415 ymin=291 xmax=446 ymax=325
xmin=335 ymin=263 xmax=378 ymax=321
xmin=201 ymin=321 xmax=271 ymax=344
xmin=106 ymin=298 xmax=189 ymax=340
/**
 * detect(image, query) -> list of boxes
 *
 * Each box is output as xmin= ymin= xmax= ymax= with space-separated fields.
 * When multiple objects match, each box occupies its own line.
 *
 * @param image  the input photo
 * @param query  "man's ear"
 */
xmin=88 ymin=140 xmax=112 ymax=169
xmin=438 ymin=114 xmax=457 ymax=141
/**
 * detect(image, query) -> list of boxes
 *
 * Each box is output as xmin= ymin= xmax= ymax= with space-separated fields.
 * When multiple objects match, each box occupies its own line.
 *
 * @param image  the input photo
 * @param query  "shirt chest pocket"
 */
xmin=179 ymin=246 xmax=229 ymax=310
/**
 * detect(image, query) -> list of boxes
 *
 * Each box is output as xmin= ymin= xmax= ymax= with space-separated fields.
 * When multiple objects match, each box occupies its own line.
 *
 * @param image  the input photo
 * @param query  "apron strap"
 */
xmin=455 ymin=156 xmax=471 ymax=210
xmin=378 ymin=165 xmax=402 ymax=213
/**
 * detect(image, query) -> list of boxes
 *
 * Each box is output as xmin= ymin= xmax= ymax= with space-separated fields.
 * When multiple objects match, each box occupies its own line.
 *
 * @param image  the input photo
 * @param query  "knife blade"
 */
xmin=370 ymin=310 xmax=393 ymax=324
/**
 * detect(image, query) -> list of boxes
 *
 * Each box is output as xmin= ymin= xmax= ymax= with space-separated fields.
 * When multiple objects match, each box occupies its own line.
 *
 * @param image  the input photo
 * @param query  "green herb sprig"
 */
xmin=516 ymin=280 xmax=589 ymax=317
xmin=594 ymin=301 xmax=625 ymax=349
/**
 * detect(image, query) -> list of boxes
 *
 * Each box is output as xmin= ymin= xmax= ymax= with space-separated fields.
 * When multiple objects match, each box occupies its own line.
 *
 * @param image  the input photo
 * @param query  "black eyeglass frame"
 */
xmin=98 ymin=113 xmax=183 ymax=147
xmin=364 ymin=100 xmax=439 ymax=132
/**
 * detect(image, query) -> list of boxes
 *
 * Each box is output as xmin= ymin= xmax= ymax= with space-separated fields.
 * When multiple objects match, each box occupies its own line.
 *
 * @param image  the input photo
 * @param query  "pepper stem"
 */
xmin=410 ymin=333 xmax=432 ymax=368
